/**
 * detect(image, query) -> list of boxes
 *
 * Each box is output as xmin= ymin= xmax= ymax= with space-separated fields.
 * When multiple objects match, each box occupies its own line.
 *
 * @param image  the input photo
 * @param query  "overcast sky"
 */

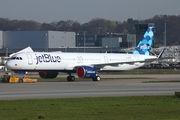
xmin=0 ymin=0 xmax=180 ymax=24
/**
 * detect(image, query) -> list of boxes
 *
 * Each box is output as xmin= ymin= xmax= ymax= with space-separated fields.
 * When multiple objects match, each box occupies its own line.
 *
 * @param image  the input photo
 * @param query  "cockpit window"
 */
xmin=10 ymin=57 xmax=23 ymax=60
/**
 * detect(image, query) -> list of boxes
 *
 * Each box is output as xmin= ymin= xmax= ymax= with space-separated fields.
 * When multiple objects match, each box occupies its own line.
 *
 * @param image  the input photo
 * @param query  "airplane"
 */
xmin=5 ymin=26 xmax=161 ymax=81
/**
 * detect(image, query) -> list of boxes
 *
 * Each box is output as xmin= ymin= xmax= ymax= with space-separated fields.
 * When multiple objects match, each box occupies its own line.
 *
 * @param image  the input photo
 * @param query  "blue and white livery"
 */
xmin=133 ymin=26 xmax=155 ymax=55
xmin=5 ymin=26 xmax=162 ymax=82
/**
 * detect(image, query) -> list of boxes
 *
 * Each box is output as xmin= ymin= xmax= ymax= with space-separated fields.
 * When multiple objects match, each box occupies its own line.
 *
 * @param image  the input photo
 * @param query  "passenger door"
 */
xmin=26 ymin=54 xmax=33 ymax=65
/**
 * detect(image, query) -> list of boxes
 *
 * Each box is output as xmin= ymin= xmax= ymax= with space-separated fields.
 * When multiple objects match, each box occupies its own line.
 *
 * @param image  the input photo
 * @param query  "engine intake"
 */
xmin=77 ymin=66 xmax=97 ymax=78
xmin=39 ymin=72 xmax=58 ymax=78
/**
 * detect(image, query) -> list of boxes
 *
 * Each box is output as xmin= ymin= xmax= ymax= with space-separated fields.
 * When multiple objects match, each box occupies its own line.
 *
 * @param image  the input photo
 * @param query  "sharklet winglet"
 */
xmin=158 ymin=48 xmax=166 ymax=59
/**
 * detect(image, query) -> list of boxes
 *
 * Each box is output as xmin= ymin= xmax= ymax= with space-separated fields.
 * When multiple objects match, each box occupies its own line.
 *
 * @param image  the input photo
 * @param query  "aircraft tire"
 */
xmin=92 ymin=76 xmax=101 ymax=81
xmin=67 ymin=76 xmax=70 ymax=81
xmin=71 ymin=76 xmax=75 ymax=81
xmin=67 ymin=76 xmax=75 ymax=81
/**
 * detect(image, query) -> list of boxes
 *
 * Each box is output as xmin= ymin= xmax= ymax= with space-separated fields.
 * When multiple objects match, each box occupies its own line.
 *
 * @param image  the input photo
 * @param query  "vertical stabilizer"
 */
xmin=133 ymin=26 xmax=155 ymax=55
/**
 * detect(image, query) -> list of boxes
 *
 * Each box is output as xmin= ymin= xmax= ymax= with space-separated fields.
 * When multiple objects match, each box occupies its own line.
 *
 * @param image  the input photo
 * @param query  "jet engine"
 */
xmin=39 ymin=72 xmax=58 ymax=78
xmin=77 ymin=66 xmax=97 ymax=78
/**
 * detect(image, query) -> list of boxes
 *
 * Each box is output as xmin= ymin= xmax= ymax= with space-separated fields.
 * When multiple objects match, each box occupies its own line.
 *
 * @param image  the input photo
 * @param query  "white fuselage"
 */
xmin=5 ymin=52 xmax=157 ymax=72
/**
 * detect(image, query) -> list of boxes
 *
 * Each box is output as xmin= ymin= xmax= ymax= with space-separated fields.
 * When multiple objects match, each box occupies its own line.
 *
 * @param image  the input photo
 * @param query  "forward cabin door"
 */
xmin=26 ymin=54 xmax=33 ymax=65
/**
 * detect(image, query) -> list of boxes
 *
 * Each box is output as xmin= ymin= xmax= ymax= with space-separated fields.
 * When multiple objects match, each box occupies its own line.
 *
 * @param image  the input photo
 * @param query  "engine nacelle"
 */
xmin=77 ymin=66 xmax=97 ymax=78
xmin=39 ymin=72 xmax=58 ymax=78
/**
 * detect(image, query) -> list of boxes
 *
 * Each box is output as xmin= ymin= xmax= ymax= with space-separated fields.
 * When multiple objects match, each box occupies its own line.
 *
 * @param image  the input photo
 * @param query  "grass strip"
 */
xmin=0 ymin=96 xmax=180 ymax=120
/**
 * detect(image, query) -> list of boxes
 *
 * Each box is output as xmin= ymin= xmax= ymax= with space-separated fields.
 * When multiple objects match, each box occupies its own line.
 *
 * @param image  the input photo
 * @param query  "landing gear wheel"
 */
xmin=92 ymin=76 xmax=101 ymax=81
xmin=71 ymin=76 xmax=75 ymax=81
xmin=67 ymin=76 xmax=75 ymax=81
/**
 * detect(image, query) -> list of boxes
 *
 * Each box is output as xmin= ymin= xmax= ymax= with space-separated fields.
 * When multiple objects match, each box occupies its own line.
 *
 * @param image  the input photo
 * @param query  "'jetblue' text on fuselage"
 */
xmin=36 ymin=54 xmax=61 ymax=64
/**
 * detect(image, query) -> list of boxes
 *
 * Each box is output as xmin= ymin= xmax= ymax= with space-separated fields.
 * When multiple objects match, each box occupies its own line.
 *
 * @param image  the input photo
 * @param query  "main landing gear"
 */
xmin=92 ymin=76 xmax=101 ymax=81
xmin=66 ymin=73 xmax=101 ymax=82
xmin=67 ymin=74 xmax=75 ymax=81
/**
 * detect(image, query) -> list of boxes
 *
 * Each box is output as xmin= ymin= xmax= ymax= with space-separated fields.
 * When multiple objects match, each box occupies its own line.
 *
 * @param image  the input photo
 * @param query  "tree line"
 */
xmin=0 ymin=15 xmax=180 ymax=47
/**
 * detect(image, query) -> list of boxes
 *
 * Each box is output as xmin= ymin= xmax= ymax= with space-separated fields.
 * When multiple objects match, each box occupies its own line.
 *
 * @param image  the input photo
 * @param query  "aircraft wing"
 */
xmin=93 ymin=58 xmax=158 ymax=68
xmin=64 ymin=58 xmax=158 ymax=70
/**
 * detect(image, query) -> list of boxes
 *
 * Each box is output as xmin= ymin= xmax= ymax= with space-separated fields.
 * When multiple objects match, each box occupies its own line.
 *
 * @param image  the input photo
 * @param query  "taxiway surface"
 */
xmin=0 ymin=74 xmax=180 ymax=100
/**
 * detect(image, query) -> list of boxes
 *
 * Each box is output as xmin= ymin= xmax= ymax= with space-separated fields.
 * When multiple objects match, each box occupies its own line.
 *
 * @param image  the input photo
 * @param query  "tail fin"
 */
xmin=133 ymin=26 xmax=155 ymax=55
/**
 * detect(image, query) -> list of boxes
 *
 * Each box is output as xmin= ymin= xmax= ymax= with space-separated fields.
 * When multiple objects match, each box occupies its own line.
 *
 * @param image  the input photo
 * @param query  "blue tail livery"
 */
xmin=133 ymin=26 xmax=155 ymax=55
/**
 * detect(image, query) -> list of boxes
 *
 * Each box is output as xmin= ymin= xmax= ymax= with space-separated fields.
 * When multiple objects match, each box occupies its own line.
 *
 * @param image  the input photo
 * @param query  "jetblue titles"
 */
xmin=36 ymin=54 xmax=61 ymax=64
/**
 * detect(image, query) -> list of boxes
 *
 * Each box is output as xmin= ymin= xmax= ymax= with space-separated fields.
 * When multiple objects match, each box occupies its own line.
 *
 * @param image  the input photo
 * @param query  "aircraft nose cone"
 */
xmin=5 ymin=60 xmax=13 ymax=69
xmin=5 ymin=61 xmax=9 ymax=68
